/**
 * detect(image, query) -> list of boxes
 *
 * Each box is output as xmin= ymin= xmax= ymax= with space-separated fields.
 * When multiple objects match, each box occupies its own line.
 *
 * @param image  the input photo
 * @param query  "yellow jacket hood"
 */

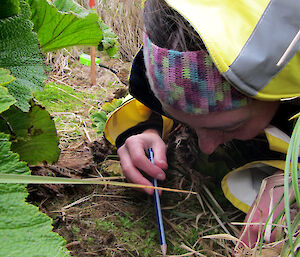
xmin=166 ymin=0 xmax=300 ymax=101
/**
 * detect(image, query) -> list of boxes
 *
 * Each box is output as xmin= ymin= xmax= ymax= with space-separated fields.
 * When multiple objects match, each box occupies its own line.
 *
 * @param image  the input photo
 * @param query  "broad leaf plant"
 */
xmin=0 ymin=0 xmax=118 ymax=255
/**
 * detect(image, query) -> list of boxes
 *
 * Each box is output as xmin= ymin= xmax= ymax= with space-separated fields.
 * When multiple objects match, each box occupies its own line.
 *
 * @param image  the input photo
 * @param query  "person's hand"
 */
xmin=117 ymin=129 xmax=168 ymax=194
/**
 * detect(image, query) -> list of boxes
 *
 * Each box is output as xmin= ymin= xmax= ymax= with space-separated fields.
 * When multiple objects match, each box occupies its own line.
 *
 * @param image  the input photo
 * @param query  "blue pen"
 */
xmin=148 ymin=148 xmax=167 ymax=256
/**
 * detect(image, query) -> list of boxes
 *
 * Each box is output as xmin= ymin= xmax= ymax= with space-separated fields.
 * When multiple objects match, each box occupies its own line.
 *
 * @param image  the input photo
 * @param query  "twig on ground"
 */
xmin=82 ymin=120 xmax=92 ymax=142
xmin=202 ymin=197 xmax=232 ymax=236
xmin=65 ymin=241 xmax=81 ymax=248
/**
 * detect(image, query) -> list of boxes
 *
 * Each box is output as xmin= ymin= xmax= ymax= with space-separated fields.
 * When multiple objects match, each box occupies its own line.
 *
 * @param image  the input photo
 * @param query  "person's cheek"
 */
xmin=229 ymin=124 xmax=260 ymax=141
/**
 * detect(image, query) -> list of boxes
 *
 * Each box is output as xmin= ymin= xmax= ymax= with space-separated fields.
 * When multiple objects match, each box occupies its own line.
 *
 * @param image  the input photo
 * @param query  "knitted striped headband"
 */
xmin=143 ymin=33 xmax=248 ymax=114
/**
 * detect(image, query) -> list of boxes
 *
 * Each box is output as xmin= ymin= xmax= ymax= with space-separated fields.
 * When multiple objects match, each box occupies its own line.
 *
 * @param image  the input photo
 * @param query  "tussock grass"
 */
xmin=76 ymin=0 xmax=144 ymax=61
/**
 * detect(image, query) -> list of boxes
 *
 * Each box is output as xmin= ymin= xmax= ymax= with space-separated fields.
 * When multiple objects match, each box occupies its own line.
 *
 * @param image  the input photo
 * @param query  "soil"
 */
xmin=28 ymin=52 xmax=243 ymax=257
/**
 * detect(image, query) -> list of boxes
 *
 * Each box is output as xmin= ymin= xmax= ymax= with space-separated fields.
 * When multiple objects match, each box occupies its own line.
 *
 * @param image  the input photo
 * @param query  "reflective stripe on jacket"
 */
xmin=166 ymin=0 xmax=300 ymax=100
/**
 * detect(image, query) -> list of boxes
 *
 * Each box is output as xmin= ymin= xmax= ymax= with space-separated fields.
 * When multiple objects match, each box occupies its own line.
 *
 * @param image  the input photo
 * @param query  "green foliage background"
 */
xmin=0 ymin=0 xmax=119 ymax=255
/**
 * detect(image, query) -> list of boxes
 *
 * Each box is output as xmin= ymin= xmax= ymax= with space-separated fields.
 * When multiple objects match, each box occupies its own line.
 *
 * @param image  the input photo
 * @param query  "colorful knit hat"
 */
xmin=143 ymin=33 xmax=248 ymax=115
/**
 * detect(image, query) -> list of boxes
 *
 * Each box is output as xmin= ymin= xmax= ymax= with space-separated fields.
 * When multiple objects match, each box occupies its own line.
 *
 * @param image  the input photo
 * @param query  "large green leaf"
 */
xmin=0 ymin=0 xmax=46 ymax=112
xmin=0 ymin=0 xmax=20 ymax=19
xmin=0 ymin=133 xmax=70 ymax=257
xmin=53 ymin=0 xmax=90 ymax=18
xmin=0 ymin=68 xmax=15 ymax=86
xmin=98 ymin=20 xmax=119 ymax=58
xmin=28 ymin=0 xmax=103 ymax=52
xmin=0 ymin=86 xmax=16 ymax=114
xmin=52 ymin=0 xmax=119 ymax=58
xmin=0 ymin=68 xmax=17 ymax=113
xmin=0 ymin=103 xmax=60 ymax=165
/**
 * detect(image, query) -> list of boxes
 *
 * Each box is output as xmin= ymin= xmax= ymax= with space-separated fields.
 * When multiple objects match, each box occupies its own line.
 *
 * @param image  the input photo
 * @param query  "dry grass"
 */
xmin=42 ymin=49 xmax=129 ymax=148
xmin=46 ymin=48 xmax=80 ymax=77
xmin=76 ymin=0 xmax=144 ymax=62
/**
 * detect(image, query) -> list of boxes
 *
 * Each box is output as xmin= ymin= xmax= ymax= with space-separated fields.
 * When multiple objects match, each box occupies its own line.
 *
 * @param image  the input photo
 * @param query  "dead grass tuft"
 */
xmin=76 ymin=0 xmax=144 ymax=61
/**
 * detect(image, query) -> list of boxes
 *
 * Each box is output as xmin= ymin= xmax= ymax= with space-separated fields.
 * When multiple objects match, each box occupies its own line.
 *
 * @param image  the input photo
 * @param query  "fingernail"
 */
xmin=158 ymin=161 xmax=167 ymax=169
xmin=156 ymin=173 xmax=165 ymax=180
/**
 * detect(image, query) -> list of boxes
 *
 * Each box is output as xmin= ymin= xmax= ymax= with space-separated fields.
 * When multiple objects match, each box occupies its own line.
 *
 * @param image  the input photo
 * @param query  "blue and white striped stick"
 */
xmin=148 ymin=148 xmax=167 ymax=256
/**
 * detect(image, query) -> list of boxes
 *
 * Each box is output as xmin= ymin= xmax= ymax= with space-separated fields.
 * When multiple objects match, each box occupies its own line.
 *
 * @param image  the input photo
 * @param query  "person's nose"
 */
xmin=195 ymin=129 xmax=223 ymax=155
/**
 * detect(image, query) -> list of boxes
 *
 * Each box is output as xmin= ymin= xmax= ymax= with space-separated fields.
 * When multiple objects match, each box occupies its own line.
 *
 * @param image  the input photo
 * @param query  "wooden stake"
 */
xmin=90 ymin=46 xmax=96 ymax=85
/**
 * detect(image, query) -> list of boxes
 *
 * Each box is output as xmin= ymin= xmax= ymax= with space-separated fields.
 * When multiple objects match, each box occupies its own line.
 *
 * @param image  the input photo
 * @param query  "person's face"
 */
xmin=163 ymin=99 xmax=280 ymax=155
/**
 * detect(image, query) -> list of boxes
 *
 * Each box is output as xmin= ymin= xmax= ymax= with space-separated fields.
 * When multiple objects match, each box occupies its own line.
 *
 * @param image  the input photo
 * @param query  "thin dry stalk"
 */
xmin=46 ymin=49 xmax=78 ymax=76
xmin=164 ymin=217 xmax=186 ymax=241
xmin=236 ymin=178 xmax=267 ymax=251
xmin=163 ymin=181 xmax=194 ymax=210
xmin=50 ymin=76 xmax=86 ymax=94
xmin=61 ymin=192 xmax=129 ymax=210
xmin=179 ymin=243 xmax=207 ymax=256
xmin=91 ymin=0 xmax=144 ymax=61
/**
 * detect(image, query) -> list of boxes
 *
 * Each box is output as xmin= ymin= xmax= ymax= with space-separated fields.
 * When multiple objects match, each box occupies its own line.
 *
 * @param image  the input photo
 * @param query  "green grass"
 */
xmin=33 ymin=81 xmax=104 ymax=143
xmin=93 ymin=212 xmax=161 ymax=257
xmin=34 ymin=82 xmax=92 ymax=113
xmin=95 ymin=218 xmax=116 ymax=232
xmin=94 ymin=206 xmax=215 ymax=256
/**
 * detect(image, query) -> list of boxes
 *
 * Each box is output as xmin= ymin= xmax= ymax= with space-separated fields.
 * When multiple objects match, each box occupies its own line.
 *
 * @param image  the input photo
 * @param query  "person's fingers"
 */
xmin=140 ymin=129 xmax=168 ymax=169
xmin=125 ymin=136 xmax=166 ymax=180
xmin=152 ymin=139 xmax=168 ymax=170
xmin=117 ymin=130 xmax=168 ymax=195
xmin=118 ymin=146 xmax=154 ymax=195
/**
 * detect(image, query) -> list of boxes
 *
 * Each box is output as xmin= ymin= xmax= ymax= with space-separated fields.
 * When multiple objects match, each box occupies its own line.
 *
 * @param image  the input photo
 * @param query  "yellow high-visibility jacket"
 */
xmin=165 ymin=0 xmax=300 ymax=100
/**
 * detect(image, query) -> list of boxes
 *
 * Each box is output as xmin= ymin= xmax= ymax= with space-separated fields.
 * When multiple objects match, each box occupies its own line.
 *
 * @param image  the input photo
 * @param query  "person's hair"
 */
xmin=143 ymin=0 xmax=205 ymax=51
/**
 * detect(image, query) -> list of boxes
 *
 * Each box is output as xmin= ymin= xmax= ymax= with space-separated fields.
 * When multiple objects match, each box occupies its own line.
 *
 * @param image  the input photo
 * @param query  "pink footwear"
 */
xmin=238 ymin=172 xmax=294 ymax=248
